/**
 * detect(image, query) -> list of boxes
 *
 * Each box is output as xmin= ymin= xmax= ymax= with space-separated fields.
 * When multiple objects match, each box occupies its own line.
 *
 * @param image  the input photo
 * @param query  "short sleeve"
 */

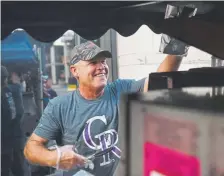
xmin=114 ymin=78 xmax=146 ymax=94
xmin=33 ymin=101 xmax=61 ymax=140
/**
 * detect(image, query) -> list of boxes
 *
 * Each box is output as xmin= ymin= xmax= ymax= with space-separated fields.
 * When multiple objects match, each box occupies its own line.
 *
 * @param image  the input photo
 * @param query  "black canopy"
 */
xmin=2 ymin=1 xmax=224 ymax=59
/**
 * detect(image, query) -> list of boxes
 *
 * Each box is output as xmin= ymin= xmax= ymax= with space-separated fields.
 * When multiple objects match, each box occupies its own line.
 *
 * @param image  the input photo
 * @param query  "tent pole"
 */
xmin=37 ymin=47 xmax=44 ymax=114
xmin=50 ymin=46 xmax=57 ymax=84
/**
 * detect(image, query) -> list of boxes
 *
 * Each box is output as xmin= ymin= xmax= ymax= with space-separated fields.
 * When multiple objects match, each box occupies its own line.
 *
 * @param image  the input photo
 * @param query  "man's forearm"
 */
xmin=24 ymin=140 xmax=57 ymax=167
xmin=157 ymin=55 xmax=183 ymax=72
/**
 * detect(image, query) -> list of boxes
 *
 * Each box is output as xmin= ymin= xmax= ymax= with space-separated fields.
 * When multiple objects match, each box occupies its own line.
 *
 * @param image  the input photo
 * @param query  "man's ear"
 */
xmin=70 ymin=65 xmax=78 ymax=78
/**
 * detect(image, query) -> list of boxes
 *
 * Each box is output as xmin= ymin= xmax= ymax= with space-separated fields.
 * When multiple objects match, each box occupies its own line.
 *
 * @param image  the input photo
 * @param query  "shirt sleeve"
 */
xmin=33 ymin=100 xmax=61 ymax=140
xmin=114 ymin=78 xmax=146 ymax=94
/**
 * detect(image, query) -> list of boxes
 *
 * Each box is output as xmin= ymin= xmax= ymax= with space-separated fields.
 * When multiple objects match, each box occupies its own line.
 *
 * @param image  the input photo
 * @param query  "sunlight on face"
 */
xmin=71 ymin=57 xmax=109 ymax=90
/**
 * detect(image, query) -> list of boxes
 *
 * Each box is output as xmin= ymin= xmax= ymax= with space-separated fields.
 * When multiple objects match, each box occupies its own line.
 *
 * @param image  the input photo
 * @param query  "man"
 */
xmin=8 ymin=71 xmax=31 ymax=176
xmin=43 ymin=77 xmax=58 ymax=109
xmin=24 ymin=41 xmax=183 ymax=176
xmin=1 ymin=66 xmax=16 ymax=176
xmin=46 ymin=78 xmax=57 ymax=98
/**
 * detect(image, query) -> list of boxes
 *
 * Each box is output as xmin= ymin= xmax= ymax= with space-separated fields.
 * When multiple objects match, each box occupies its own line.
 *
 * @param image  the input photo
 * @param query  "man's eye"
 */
xmin=89 ymin=60 xmax=106 ymax=65
xmin=91 ymin=61 xmax=97 ymax=65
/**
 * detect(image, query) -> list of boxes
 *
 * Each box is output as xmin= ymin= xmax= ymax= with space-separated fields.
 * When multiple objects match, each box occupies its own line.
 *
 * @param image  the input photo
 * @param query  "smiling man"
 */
xmin=24 ymin=41 xmax=183 ymax=176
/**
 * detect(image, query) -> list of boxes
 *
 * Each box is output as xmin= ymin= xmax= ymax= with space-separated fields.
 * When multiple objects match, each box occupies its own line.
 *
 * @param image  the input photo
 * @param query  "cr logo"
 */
xmin=83 ymin=115 xmax=121 ymax=166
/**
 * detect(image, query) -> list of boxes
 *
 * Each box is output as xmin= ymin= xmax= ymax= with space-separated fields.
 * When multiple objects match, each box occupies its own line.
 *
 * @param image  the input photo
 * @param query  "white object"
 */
xmin=150 ymin=171 xmax=166 ymax=176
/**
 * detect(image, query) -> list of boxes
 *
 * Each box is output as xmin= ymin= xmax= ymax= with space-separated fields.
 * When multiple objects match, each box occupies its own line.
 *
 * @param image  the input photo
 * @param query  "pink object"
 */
xmin=144 ymin=142 xmax=201 ymax=176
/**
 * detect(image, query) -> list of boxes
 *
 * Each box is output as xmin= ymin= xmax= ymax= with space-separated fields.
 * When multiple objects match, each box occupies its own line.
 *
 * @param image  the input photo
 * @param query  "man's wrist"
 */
xmin=55 ymin=145 xmax=62 ymax=169
xmin=173 ymin=55 xmax=184 ymax=60
xmin=46 ymin=149 xmax=58 ymax=167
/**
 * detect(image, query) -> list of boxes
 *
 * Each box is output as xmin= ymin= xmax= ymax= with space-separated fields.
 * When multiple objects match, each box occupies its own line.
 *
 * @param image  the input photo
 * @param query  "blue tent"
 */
xmin=1 ymin=30 xmax=38 ymax=65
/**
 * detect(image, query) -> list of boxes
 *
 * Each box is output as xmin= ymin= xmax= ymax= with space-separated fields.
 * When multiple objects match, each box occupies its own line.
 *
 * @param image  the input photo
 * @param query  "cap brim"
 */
xmin=91 ymin=50 xmax=112 ymax=60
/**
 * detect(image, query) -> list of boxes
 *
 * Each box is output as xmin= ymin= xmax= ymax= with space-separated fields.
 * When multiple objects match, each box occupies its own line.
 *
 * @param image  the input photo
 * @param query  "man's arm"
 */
xmin=24 ymin=100 xmax=87 ymax=170
xmin=24 ymin=133 xmax=87 ymax=170
xmin=24 ymin=100 xmax=61 ymax=167
xmin=24 ymin=133 xmax=57 ymax=167
xmin=143 ymin=55 xmax=183 ymax=92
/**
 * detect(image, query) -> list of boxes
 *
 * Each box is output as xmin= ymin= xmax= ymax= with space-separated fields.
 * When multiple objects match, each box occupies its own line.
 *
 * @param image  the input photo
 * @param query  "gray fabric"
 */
xmin=34 ymin=78 xmax=145 ymax=176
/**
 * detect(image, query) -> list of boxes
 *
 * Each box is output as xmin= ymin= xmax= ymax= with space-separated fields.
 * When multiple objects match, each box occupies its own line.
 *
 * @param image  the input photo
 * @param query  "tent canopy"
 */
xmin=1 ymin=30 xmax=38 ymax=65
xmin=2 ymin=1 xmax=224 ymax=59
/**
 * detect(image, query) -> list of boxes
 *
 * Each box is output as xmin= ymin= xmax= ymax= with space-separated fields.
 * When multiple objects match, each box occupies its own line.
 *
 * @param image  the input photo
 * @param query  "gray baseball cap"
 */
xmin=70 ymin=41 xmax=112 ymax=65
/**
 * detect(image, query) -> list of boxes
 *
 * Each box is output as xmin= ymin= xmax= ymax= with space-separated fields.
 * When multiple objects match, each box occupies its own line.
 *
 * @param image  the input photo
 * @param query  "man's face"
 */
xmin=46 ymin=79 xmax=52 ymax=89
xmin=11 ymin=72 xmax=21 ymax=84
xmin=70 ymin=57 xmax=109 ymax=90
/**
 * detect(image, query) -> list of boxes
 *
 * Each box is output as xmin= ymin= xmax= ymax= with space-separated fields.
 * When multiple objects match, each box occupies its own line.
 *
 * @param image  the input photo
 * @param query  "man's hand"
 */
xmin=57 ymin=145 xmax=87 ymax=170
xmin=24 ymin=133 xmax=87 ymax=171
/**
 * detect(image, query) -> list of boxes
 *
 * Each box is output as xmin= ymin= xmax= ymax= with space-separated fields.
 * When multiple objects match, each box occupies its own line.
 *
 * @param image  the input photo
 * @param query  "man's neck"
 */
xmin=78 ymin=86 xmax=104 ymax=100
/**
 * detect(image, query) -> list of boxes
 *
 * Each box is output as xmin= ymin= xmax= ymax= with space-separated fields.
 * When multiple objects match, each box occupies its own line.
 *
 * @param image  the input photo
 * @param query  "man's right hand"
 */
xmin=24 ymin=133 xmax=87 ymax=171
xmin=57 ymin=145 xmax=87 ymax=170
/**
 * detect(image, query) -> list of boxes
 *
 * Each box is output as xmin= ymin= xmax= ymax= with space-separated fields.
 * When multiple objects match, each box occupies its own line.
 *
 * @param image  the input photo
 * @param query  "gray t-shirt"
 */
xmin=34 ymin=78 xmax=145 ymax=176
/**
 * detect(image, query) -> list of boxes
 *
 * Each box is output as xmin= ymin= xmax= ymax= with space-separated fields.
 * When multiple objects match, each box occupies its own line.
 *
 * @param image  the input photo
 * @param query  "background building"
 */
xmin=116 ymin=25 xmax=222 ymax=80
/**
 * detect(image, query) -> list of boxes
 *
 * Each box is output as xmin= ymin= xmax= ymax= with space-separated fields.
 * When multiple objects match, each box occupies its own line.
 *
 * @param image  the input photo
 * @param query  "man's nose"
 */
xmin=97 ymin=62 xmax=105 ymax=70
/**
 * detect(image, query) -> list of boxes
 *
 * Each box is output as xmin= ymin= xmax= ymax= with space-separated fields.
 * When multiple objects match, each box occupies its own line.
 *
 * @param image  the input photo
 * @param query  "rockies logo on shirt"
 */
xmin=83 ymin=115 xmax=121 ymax=166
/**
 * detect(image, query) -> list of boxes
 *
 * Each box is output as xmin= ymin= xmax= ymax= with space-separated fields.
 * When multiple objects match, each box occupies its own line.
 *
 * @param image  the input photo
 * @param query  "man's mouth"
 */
xmin=95 ymin=73 xmax=106 ymax=77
